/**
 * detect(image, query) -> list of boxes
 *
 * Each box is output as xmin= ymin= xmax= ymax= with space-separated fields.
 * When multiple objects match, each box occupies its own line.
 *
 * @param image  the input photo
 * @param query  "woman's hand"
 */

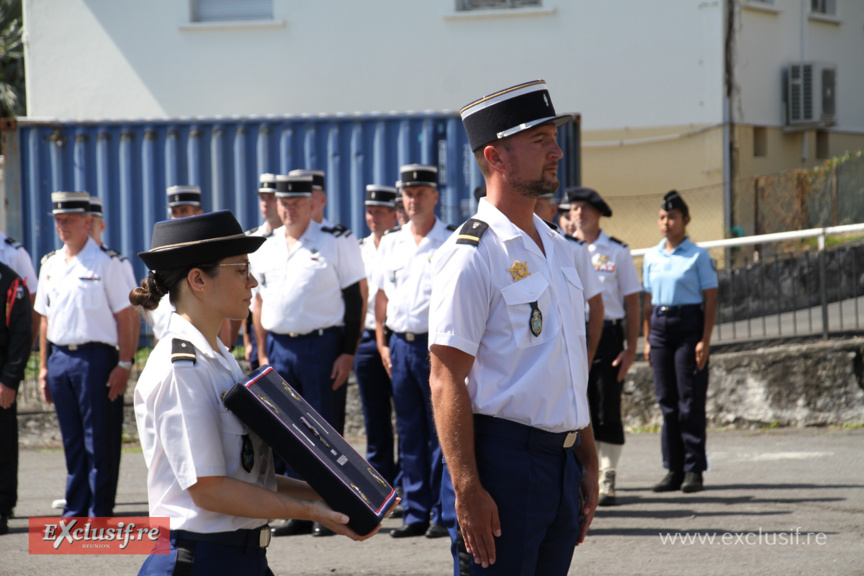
xmin=695 ymin=340 xmax=710 ymax=371
xmin=309 ymin=500 xmax=379 ymax=541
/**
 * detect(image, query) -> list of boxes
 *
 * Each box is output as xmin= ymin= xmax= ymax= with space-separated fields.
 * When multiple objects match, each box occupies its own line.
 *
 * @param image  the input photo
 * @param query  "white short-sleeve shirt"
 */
xmin=0 ymin=231 xmax=37 ymax=292
xmin=585 ymin=230 xmax=642 ymax=320
xmin=374 ymin=218 xmax=453 ymax=334
xmin=134 ymin=314 xmax=276 ymax=532
xmin=360 ymin=234 xmax=380 ymax=332
xmin=34 ymin=237 xmax=131 ymax=346
xmin=256 ymin=221 xmax=366 ymax=335
xmin=429 ymin=199 xmax=590 ymax=433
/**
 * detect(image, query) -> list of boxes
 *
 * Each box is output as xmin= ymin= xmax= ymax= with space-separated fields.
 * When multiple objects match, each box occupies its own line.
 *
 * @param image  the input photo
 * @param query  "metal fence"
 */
xmin=633 ymin=224 xmax=864 ymax=344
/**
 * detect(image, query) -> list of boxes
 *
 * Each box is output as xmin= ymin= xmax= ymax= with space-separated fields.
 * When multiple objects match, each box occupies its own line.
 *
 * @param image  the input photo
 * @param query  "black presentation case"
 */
xmin=223 ymin=365 xmax=397 ymax=536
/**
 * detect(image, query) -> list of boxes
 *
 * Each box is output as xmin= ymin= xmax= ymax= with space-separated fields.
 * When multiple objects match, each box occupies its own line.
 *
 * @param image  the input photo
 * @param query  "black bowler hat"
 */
xmin=289 ymin=169 xmax=325 ymax=191
xmin=258 ymin=173 xmax=277 ymax=195
xmin=399 ymin=164 xmax=437 ymax=189
xmin=661 ymin=190 xmax=689 ymax=218
xmin=275 ymin=175 xmax=313 ymax=197
xmin=51 ymin=191 xmax=91 ymax=215
xmin=138 ymin=210 xmax=266 ymax=271
xmin=167 ymin=185 xmax=202 ymax=207
xmin=460 ymin=80 xmax=574 ymax=151
xmin=365 ymin=185 xmax=397 ymax=207
xmin=566 ymin=187 xmax=612 ymax=218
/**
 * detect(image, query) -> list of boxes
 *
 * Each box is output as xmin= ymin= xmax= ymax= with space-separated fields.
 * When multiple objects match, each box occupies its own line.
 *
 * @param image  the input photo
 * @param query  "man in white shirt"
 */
xmin=354 ymin=185 xmax=400 ymax=487
xmin=375 ymin=164 xmax=455 ymax=539
xmin=35 ymin=192 xmax=134 ymax=518
xmin=253 ymin=175 xmax=366 ymax=537
xmin=569 ymin=186 xmax=642 ymax=507
xmin=429 ymin=81 xmax=599 ymax=575
xmin=288 ymin=169 xmax=364 ymax=435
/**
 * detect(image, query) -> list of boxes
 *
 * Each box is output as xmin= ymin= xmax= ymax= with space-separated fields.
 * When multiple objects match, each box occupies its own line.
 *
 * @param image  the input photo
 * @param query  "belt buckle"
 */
xmin=563 ymin=431 xmax=578 ymax=449
xmin=259 ymin=526 xmax=271 ymax=548
xmin=405 ymin=333 xmax=415 ymax=342
xmin=288 ymin=332 xmax=299 ymax=338
xmin=68 ymin=344 xmax=79 ymax=351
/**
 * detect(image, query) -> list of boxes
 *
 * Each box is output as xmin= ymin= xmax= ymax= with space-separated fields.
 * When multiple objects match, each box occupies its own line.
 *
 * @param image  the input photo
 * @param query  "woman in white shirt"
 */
xmin=132 ymin=210 xmax=375 ymax=575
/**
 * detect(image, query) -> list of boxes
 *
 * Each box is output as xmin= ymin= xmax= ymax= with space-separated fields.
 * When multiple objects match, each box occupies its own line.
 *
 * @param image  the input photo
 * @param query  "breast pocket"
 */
xmin=76 ymin=279 xmax=104 ymax=310
xmin=561 ymin=267 xmax=587 ymax=337
xmin=219 ymin=410 xmax=255 ymax=476
xmin=500 ymin=273 xmax=554 ymax=348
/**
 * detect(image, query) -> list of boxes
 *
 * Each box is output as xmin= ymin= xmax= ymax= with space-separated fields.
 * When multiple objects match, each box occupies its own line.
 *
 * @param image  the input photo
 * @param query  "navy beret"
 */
xmin=566 ymin=187 xmax=612 ymax=218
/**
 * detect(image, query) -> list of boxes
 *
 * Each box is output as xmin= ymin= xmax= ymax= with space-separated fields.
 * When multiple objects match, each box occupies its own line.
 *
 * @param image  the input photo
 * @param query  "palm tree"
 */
xmin=0 ymin=0 xmax=25 ymax=118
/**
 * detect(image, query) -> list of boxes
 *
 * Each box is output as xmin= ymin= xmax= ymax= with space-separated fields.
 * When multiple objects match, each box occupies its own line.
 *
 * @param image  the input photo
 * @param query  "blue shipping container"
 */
xmin=1 ymin=113 xmax=581 ymax=282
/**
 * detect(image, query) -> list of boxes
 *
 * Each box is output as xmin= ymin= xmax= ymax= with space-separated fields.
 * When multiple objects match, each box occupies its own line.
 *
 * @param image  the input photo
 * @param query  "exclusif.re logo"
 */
xmin=29 ymin=517 xmax=170 ymax=555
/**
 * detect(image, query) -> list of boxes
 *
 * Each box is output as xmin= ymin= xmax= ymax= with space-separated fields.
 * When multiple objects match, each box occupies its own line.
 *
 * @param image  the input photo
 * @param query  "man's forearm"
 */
xmin=429 ymin=345 xmax=479 ymax=493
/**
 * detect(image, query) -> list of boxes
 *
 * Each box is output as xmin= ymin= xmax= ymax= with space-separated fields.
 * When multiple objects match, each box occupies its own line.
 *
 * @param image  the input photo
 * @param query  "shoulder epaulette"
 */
xmin=40 ymin=250 xmax=57 ymax=265
xmin=455 ymin=219 xmax=489 ymax=247
xmin=384 ymin=226 xmax=402 ymax=236
xmin=4 ymin=236 xmax=22 ymax=249
xmin=358 ymin=236 xmax=366 ymax=245
xmin=609 ymin=236 xmax=628 ymax=248
xmin=245 ymin=226 xmax=259 ymax=236
xmin=263 ymin=228 xmax=274 ymax=238
xmin=100 ymin=245 xmax=128 ymax=261
xmin=171 ymin=338 xmax=197 ymax=365
xmin=322 ymin=223 xmax=353 ymax=238
xmin=543 ymin=220 xmax=558 ymax=231
xmin=564 ymin=233 xmax=586 ymax=246
xmin=446 ymin=224 xmax=458 ymax=232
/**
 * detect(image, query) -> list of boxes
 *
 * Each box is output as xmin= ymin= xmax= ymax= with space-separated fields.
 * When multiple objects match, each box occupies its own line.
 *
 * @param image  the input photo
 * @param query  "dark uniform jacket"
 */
xmin=0 ymin=262 xmax=32 ymax=392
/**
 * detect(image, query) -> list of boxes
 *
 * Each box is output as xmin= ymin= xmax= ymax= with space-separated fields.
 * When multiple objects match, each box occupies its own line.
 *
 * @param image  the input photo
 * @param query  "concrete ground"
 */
xmin=2 ymin=428 xmax=862 ymax=576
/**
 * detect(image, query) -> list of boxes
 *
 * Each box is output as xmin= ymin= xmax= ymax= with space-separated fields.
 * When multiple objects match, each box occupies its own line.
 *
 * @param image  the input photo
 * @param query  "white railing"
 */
xmin=630 ymin=222 xmax=864 ymax=257
xmin=631 ymin=223 xmax=864 ymax=341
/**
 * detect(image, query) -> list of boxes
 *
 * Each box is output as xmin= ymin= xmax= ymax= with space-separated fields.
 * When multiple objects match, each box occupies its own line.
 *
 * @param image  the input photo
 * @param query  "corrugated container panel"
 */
xmin=6 ymin=113 xmax=580 ymax=282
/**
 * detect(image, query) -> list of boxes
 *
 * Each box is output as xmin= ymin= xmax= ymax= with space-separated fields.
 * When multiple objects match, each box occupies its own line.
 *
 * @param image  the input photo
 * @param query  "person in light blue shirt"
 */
xmin=642 ymin=190 xmax=718 ymax=494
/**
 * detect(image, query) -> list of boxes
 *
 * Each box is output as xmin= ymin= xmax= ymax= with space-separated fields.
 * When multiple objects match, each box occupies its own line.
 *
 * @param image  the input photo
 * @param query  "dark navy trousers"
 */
xmin=0 ymin=398 xmax=17 ymax=516
xmin=47 ymin=345 xmax=122 ymax=517
xmin=138 ymin=533 xmax=273 ymax=576
xmin=267 ymin=328 xmax=341 ymax=475
xmin=353 ymin=330 xmax=398 ymax=484
xmin=587 ymin=322 xmax=626 ymax=445
xmin=648 ymin=309 xmax=709 ymax=472
xmin=389 ymin=332 xmax=442 ymax=526
xmin=441 ymin=415 xmax=583 ymax=576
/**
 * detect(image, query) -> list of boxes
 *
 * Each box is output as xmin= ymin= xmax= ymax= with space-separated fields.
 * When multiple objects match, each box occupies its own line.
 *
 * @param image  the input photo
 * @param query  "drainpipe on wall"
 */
xmin=723 ymin=0 xmax=735 ymax=240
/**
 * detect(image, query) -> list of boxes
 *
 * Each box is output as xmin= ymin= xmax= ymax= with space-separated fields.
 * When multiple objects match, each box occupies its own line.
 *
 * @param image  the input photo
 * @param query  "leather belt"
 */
xmin=603 ymin=319 xmax=622 ymax=327
xmin=281 ymin=327 xmax=338 ymax=338
xmin=474 ymin=414 xmax=580 ymax=450
xmin=654 ymin=304 xmax=703 ymax=317
xmin=394 ymin=332 xmax=427 ymax=343
xmin=51 ymin=342 xmax=114 ymax=352
xmin=173 ymin=525 xmax=271 ymax=548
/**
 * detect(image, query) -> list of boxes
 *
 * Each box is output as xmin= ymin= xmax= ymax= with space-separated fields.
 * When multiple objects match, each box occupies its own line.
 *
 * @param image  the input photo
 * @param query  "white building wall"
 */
xmin=736 ymin=0 xmax=864 ymax=131
xmin=23 ymin=0 xmax=725 ymax=129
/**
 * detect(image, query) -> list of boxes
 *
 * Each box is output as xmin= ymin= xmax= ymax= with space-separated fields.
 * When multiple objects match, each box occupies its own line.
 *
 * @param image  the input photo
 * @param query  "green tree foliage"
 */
xmin=0 ymin=0 xmax=25 ymax=118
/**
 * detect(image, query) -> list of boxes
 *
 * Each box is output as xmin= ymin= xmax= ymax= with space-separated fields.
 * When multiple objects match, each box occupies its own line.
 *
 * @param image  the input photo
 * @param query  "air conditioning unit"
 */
xmin=786 ymin=63 xmax=836 ymax=126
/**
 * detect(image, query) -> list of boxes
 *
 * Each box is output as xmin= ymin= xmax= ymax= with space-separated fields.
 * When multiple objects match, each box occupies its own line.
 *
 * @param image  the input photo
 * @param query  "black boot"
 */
xmin=652 ymin=471 xmax=685 ymax=492
xmin=681 ymin=472 xmax=704 ymax=493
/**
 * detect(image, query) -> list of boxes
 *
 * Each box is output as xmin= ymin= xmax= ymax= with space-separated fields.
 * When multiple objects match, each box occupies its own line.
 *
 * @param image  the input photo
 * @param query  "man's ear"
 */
xmin=484 ymin=144 xmax=505 ymax=173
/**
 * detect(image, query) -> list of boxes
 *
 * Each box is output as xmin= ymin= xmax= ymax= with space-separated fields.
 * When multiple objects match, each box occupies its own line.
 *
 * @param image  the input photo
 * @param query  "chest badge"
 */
xmin=529 ymin=301 xmax=543 ymax=337
xmin=241 ymin=434 xmax=255 ymax=473
xmin=508 ymin=261 xmax=531 ymax=282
